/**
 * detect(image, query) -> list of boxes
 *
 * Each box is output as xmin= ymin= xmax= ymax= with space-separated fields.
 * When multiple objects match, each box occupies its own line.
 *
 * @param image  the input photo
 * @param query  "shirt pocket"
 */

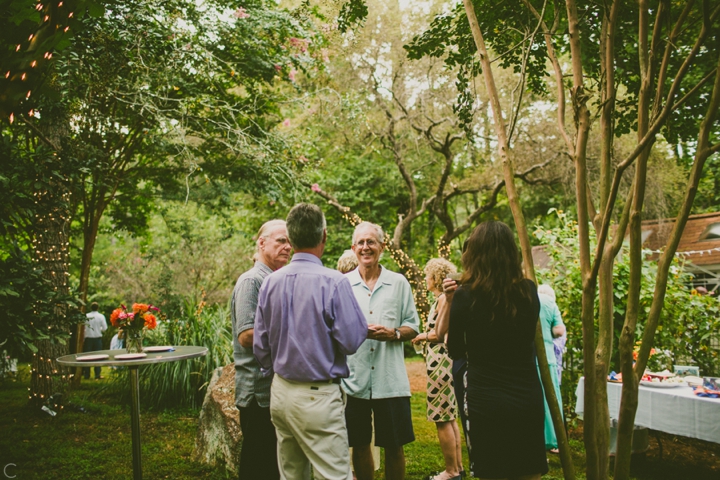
xmin=381 ymin=309 xmax=399 ymax=328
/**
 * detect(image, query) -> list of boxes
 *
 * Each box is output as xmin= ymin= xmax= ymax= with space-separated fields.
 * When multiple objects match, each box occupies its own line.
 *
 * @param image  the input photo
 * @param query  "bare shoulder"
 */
xmin=436 ymin=294 xmax=448 ymax=308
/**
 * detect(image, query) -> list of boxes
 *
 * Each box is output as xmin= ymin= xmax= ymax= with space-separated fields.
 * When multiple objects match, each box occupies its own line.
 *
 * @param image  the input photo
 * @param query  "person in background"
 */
xmin=337 ymin=249 xmax=359 ymax=274
xmin=83 ymin=302 xmax=107 ymax=380
xmin=343 ymin=221 xmax=419 ymax=480
xmin=254 ymin=203 xmax=368 ymax=480
xmin=411 ymin=258 xmax=463 ymax=480
xmin=110 ymin=330 xmax=125 ymax=351
xmin=537 ymin=284 xmax=566 ymax=454
xmin=446 ymin=221 xmax=547 ymax=480
xmin=231 ymin=219 xmax=291 ymax=480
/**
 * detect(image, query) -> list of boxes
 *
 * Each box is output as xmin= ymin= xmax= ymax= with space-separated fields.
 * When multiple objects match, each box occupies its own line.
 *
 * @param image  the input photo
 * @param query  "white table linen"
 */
xmin=575 ymin=377 xmax=720 ymax=444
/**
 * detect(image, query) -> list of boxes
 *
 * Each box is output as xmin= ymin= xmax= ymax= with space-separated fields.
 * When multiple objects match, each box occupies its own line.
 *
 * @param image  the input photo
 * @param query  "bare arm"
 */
xmin=552 ymin=324 xmax=566 ymax=338
xmin=412 ymin=281 xmax=458 ymax=345
xmin=433 ymin=294 xmax=450 ymax=340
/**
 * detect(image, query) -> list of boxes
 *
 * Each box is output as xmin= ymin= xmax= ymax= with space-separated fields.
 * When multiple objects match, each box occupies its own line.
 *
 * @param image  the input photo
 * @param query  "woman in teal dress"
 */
xmin=537 ymin=284 xmax=566 ymax=453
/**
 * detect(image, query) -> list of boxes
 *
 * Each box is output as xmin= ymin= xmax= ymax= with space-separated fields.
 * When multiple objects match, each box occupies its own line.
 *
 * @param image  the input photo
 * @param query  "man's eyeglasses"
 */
xmin=355 ymin=239 xmax=379 ymax=247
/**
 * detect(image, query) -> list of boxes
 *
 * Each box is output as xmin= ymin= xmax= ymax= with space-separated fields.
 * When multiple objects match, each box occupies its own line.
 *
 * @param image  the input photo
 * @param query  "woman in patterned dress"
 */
xmin=412 ymin=258 xmax=463 ymax=480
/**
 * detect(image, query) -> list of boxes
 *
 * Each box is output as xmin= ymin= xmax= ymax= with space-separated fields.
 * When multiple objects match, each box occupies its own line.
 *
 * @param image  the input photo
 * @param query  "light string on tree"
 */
xmin=29 ymin=177 xmax=72 ymax=410
xmin=5 ymin=1 xmax=74 ymax=123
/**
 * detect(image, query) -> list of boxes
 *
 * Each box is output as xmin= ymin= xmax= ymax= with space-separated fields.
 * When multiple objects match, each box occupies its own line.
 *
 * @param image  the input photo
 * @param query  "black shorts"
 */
xmin=345 ymin=395 xmax=415 ymax=448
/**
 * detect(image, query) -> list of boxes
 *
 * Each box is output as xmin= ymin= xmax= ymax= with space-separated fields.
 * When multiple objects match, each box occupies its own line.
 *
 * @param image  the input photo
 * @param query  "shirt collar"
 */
xmin=254 ymin=260 xmax=273 ymax=275
xmin=290 ymin=252 xmax=323 ymax=266
xmin=347 ymin=265 xmax=393 ymax=287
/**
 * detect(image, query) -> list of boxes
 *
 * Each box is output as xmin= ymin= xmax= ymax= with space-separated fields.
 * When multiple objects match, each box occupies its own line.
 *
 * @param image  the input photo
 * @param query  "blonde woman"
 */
xmin=337 ymin=249 xmax=359 ymax=274
xmin=412 ymin=258 xmax=463 ymax=480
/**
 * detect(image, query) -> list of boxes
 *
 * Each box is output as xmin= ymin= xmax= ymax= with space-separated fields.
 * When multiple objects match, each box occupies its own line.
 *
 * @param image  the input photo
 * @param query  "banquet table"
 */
xmin=57 ymin=346 xmax=208 ymax=480
xmin=575 ymin=377 xmax=720 ymax=445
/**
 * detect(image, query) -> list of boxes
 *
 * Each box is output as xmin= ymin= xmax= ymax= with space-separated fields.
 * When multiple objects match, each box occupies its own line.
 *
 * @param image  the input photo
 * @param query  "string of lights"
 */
xmin=645 ymin=246 xmax=720 ymax=258
xmin=4 ymin=1 xmax=76 ymax=123
xmin=29 ymin=178 xmax=72 ymax=411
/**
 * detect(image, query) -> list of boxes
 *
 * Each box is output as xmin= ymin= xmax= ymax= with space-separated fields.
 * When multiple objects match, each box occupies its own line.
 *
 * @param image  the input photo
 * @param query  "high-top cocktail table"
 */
xmin=58 ymin=346 xmax=208 ymax=479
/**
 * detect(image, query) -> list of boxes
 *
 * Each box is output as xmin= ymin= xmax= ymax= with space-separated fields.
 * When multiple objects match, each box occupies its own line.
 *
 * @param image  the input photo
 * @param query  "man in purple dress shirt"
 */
xmin=254 ymin=203 xmax=368 ymax=480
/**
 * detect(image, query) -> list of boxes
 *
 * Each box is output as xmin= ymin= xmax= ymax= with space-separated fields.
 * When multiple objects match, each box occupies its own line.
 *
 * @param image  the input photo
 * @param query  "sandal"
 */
xmin=425 ymin=473 xmax=462 ymax=480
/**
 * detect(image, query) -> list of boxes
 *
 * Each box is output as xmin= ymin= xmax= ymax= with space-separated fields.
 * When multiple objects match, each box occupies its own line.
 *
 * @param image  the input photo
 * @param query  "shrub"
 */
xmin=534 ymin=210 xmax=720 ymax=414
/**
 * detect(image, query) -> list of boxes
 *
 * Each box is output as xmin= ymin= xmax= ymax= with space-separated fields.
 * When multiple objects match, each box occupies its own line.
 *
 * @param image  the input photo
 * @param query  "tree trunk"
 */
xmin=462 ymin=1 xmax=575 ymax=478
xmin=73 ymin=191 xmax=106 ymax=387
xmin=591 ymin=1 xmax=620 ymax=473
xmin=29 ymin=177 xmax=71 ymax=410
xmin=593 ymin=256 xmax=614 ymax=478
xmin=614 ymin=44 xmax=720 ymax=480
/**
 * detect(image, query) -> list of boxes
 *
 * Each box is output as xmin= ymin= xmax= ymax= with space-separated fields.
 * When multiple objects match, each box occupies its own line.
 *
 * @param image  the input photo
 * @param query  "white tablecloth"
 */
xmin=575 ymin=377 xmax=720 ymax=444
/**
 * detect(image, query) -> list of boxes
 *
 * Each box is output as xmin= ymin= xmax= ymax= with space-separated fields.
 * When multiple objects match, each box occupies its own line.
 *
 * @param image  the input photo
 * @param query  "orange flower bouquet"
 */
xmin=110 ymin=303 xmax=160 ymax=353
xmin=633 ymin=342 xmax=673 ymax=373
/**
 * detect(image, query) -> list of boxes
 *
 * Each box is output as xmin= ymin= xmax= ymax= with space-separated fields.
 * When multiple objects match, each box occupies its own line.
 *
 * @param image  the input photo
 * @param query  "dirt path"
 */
xmin=406 ymin=358 xmax=425 ymax=394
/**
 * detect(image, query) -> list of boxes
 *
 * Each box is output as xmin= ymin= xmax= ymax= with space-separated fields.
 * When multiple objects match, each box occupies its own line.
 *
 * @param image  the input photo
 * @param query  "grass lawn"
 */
xmin=1 ymin=359 xmax=719 ymax=479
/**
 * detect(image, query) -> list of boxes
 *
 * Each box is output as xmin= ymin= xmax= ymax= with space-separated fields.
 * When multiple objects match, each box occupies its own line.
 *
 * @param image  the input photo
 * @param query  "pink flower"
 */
xmin=233 ymin=7 xmax=250 ymax=19
xmin=311 ymin=183 xmax=321 ymax=192
xmin=321 ymin=48 xmax=330 ymax=63
xmin=289 ymin=37 xmax=309 ymax=53
xmin=298 ymin=155 xmax=309 ymax=163
xmin=274 ymin=64 xmax=282 ymax=72
xmin=119 ymin=312 xmax=128 ymax=320
xmin=288 ymin=69 xmax=297 ymax=82
xmin=282 ymin=119 xmax=291 ymax=127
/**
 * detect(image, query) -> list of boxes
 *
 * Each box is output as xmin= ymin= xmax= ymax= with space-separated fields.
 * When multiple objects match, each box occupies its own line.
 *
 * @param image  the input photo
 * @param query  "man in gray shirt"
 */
xmin=231 ymin=219 xmax=291 ymax=479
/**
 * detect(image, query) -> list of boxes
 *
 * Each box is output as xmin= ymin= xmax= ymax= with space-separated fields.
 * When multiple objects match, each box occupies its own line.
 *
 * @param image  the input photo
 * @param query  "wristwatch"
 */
xmin=394 ymin=328 xmax=402 ymax=341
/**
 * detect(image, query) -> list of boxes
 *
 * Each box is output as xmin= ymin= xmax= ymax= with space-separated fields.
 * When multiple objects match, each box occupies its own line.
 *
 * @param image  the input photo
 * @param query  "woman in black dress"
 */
xmin=444 ymin=221 xmax=547 ymax=479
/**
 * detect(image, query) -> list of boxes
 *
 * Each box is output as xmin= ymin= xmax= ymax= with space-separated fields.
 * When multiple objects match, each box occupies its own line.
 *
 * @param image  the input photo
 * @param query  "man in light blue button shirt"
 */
xmin=342 ymin=222 xmax=419 ymax=480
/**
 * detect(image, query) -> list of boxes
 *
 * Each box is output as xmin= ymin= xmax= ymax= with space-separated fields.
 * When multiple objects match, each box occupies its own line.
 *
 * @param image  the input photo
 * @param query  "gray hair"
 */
xmin=252 ymin=219 xmax=286 ymax=261
xmin=337 ymin=250 xmax=358 ymax=273
xmin=537 ymin=284 xmax=556 ymax=301
xmin=352 ymin=221 xmax=385 ymax=245
xmin=286 ymin=203 xmax=326 ymax=250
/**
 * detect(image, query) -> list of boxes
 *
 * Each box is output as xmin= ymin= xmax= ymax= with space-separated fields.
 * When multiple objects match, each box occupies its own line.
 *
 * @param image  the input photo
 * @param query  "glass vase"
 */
xmin=125 ymin=329 xmax=144 ymax=354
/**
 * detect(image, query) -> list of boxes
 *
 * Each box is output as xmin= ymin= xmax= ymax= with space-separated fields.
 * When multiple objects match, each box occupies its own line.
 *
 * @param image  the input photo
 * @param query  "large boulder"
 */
xmin=194 ymin=364 xmax=241 ymax=474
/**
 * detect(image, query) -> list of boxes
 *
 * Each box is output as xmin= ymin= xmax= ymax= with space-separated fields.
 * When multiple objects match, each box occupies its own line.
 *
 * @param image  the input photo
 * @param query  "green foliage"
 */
xmin=337 ymin=0 xmax=368 ymax=33
xmin=85 ymin=199 xmax=254 ymax=310
xmin=534 ymin=210 xmax=720 ymax=409
xmin=0 ymin=0 xmax=105 ymax=119
xmin=104 ymin=298 xmax=232 ymax=409
xmin=0 ymin=246 xmax=83 ymax=358
xmin=403 ymin=0 xmax=719 ymax=147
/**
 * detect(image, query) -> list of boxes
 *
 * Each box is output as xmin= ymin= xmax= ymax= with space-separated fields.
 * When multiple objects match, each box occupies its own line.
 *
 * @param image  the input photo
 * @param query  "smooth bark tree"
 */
xmin=399 ymin=0 xmax=720 ymax=478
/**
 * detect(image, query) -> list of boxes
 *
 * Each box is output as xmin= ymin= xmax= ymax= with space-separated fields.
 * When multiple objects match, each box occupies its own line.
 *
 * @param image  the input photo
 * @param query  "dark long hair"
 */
xmin=460 ymin=221 xmax=530 ymax=321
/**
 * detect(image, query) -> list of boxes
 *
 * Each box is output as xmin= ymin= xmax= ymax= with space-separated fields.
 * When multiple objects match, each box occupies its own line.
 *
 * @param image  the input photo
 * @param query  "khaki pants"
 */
xmin=270 ymin=374 xmax=353 ymax=480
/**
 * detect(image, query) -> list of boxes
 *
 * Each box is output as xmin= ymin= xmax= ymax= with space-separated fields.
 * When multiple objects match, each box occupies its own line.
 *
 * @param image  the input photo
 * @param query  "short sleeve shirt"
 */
xmin=342 ymin=266 xmax=420 ymax=399
xmin=232 ymin=261 xmax=273 ymax=408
